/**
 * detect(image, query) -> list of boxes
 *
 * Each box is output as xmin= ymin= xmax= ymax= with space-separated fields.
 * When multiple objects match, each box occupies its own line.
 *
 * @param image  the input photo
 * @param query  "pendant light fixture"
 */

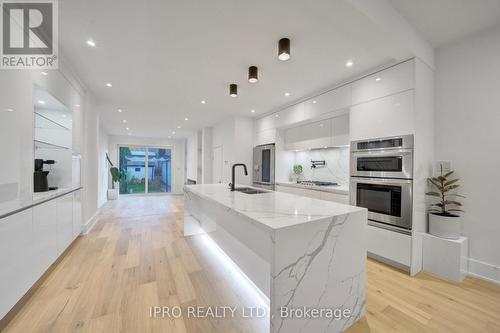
xmin=229 ymin=84 xmax=238 ymax=97
xmin=248 ymin=66 xmax=258 ymax=83
xmin=278 ymin=38 xmax=291 ymax=61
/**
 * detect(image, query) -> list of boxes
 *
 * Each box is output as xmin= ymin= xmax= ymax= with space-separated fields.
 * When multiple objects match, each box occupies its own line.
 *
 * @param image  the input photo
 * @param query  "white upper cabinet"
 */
xmin=304 ymin=84 xmax=351 ymax=120
xmin=255 ymin=114 xmax=276 ymax=132
xmin=350 ymin=90 xmax=414 ymax=141
xmin=331 ymin=113 xmax=350 ymax=147
xmin=284 ymin=114 xmax=350 ymax=151
xmin=274 ymin=103 xmax=305 ymax=128
xmin=300 ymin=119 xmax=332 ymax=149
xmin=352 ymin=60 xmax=414 ymax=105
xmin=255 ymin=128 xmax=276 ymax=146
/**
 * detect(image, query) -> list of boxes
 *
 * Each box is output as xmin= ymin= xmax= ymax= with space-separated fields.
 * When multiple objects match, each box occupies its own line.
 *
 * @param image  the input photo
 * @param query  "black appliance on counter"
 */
xmin=34 ymin=159 xmax=57 ymax=192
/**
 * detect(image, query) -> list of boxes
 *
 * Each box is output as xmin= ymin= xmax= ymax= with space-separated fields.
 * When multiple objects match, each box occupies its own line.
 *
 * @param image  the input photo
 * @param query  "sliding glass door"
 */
xmin=118 ymin=145 xmax=172 ymax=194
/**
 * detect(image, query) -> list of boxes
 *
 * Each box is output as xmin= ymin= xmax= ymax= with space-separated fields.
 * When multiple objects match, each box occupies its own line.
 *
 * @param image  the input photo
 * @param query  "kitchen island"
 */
xmin=183 ymin=184 xmax=367 ymax=333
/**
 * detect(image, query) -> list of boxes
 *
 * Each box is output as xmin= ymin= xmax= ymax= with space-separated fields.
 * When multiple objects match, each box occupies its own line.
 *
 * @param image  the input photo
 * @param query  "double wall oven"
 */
xmin=252 ymin=144 xmax=275 ymax=190
xmin=350 ymin=135 xmax=413 ymax=234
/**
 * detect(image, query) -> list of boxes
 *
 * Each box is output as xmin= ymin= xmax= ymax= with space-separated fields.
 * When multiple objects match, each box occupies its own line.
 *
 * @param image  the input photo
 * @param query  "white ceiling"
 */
xmin=390 ymin=0 xmax=500 ymax=47
xmin=57 ymin=0 xmax=496 ymax=139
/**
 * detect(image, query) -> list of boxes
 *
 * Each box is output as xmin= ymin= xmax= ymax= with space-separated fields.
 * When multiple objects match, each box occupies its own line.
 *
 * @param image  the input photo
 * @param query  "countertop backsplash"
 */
xmin=293 ymin=147 xmax=349 ymax=185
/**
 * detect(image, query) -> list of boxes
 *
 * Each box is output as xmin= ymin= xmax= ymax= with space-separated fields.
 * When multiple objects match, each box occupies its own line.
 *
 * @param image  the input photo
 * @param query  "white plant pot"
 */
xmin=428 ymin=213 xmax=461 ymax=240
xmin=107 ymin=188 xmax=119 ymax=200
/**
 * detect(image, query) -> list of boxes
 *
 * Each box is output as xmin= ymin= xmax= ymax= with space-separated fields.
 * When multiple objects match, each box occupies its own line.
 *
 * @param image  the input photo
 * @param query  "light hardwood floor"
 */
xmin=2 ymin=195 xmax=500 ymax=333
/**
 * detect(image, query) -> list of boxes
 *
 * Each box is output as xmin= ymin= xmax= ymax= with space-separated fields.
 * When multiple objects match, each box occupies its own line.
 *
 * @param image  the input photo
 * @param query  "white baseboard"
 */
xmin=83 ymin=211 xmax=99 ymax=234
xmin=468 ymin=258 xmax=500 ymax=285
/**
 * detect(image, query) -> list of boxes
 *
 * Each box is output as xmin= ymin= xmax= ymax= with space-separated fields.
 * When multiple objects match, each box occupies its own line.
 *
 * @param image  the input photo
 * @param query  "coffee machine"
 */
xmin=34 ymin=159 xmax=56 ymax=192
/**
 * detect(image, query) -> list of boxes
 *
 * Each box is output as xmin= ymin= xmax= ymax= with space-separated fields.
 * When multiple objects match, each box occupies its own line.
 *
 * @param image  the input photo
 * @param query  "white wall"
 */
xmin=97 ymin=127 xmax=109 ymax=208
xmin=107 ymin=135 xmax=186 ymax=194
xmin=435 ymin=24 xmax=500 ymax=283
xmin=212 ymin=117 xmax=254 ymax=185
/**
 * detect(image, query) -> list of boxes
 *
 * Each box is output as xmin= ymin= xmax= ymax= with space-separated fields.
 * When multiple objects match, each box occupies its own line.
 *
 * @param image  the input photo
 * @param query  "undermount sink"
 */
xmin=234 ymin=187 xmax=267 ymax=194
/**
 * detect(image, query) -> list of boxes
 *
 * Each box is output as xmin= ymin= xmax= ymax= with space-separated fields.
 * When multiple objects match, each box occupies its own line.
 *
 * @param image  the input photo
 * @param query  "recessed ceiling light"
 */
xmin=6 ymin=108 xmax=14 ymax=112
xmin=75 ymin=104 xmax=80 ymax=107
xmin=122 ymin=119 xmax=127 ymax=123
xmin=184 ymin=117 xmax=189 ymax=121
xmin=345 ymin=60 xmax=354 ymax=67
xmin=38 ymin=100 xmax=46 ymax=105
xmin=41 ymin=71 xmax=48 ymax=76
xmin=105 ymin=83 xmax=112 ymax=87
xmin=86 ymin=39 xmax=96 ymax=47
xmin=117 ymin=108 xmax=123 ymax=113
xmin=126 ymin=127 xmax=129 ymax=130
xmin=284 ymin=92 xmax=290 ymax=97
xmin=312 ymin=100 xmax=317 ymax=104
xmin=375 ymin=77 xmax=381 ymax=82
xmin=172 ymin=131 xmax=176 ymax=135
xmin=278 ymin=38 xmax=291 ymax=61
xmin=275 ymin=114 xmax=279 ymax=118
xmin=177 ymin=125 xmax=181 ymax=129
xmin=251 ymin=109 xmax=255 ymax=113
xmin=201 ymin=100 xmax=206 ymax=104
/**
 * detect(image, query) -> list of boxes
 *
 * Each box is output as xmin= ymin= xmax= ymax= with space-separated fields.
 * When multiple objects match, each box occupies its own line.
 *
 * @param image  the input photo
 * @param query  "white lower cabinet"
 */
xmin=0 ymin=209 xmax=35 ymax=319
xmin=276 ymin=185 xmax=349 ymax=204
xmin=33 ymin=199 xmax=58 ymax=278
xmin=367 ymin=224 xmax=411 ymax=268
xmin=319 ymin=191 xmax=349 ymax=204
xmin=56 ymin=194 xmax=74 ymax=255
xmin=0 ymin=192 xmax=78 ymax=319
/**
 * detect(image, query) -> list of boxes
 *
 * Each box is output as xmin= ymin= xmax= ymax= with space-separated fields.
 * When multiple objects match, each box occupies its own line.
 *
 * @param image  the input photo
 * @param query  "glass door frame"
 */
xmin=117 ymin=144 xmax=175 ymax=195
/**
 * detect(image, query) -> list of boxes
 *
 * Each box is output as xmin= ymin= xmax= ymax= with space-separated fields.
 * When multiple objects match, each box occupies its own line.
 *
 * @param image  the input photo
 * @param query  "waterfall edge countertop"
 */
xmin=183 ymin=183 xmax=364 ymax=230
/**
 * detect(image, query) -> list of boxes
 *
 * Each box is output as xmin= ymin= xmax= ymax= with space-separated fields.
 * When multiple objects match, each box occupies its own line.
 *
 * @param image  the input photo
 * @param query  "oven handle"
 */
xmin=351 ymin=149 xmax=413 ymax=157
xmin=350 ymin=177 xmax=413 ymax=186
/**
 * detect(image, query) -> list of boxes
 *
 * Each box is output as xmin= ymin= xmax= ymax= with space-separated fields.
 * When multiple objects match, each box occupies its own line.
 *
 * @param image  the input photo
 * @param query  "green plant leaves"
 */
xmin=425 ymin=191 xmax=441 ymax=197
xmin=444 ymin=179 xmax=459 ymax=187
xmin=427 ymin=169 xmax=463 ymax=215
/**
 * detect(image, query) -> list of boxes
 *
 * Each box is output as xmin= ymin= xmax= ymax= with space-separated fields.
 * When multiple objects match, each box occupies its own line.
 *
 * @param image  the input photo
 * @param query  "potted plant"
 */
xmin=106 ymin=153 xmax=123 ymax=200
xmin=291 ymin=164 xmax=303 ymax=183
xmin=426 ymin=165 xmax=465 ymax=239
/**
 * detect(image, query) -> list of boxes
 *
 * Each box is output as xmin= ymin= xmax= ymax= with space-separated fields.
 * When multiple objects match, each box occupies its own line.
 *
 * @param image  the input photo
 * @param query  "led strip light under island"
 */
xmin=184 ymin=183 xmax=367 ymax=333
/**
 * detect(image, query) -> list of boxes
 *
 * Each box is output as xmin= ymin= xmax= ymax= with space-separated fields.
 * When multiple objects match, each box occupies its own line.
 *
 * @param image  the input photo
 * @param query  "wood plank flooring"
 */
xmin=2 ymin=195 xmax=500 ymax=333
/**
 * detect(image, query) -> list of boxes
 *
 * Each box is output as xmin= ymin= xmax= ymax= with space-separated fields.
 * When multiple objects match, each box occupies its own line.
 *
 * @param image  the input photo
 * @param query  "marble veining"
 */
xmin=184 ymin=184 xmax=366 ymax=333
xmin=294 ymin=147 xmax=349 ymax=186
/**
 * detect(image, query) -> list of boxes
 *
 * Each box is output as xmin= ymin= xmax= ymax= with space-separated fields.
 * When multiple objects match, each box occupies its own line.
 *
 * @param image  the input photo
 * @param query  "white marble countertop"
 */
xmin=276 ymin=181 xmax=349 ymax=195
xmin=184 ymin=183 xmax=363 ymax=231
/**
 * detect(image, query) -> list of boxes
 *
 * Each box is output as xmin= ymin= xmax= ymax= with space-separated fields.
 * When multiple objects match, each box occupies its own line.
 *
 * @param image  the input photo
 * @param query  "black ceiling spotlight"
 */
xmin=229 ymin=84 xmax=238 ymax=97
xmin=248 ymin=66 xmax=258 ymax=83
xmin=278 ymin=38 xmax=291 ymax=61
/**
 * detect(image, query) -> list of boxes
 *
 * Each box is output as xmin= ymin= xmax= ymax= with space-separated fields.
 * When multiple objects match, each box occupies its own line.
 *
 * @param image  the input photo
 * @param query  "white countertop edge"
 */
xmin=276 ymin=182 xmax=349 ymax=195
xmin=32 ymin=187 xmax=81 ymax=203
xmin=183 ymin=184 xmax=363 ymax=231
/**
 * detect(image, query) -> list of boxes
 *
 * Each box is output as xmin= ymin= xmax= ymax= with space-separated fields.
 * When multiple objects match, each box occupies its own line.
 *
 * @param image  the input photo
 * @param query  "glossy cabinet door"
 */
xmin=255 ymin=128 xmax=276 ymax=146
xmin=73 ymin=190 xmax=82 ymax=239
xmin=0 ymin=209 xmax=35 ymax=320
xmin=33 ymin=199 xmax=58 ymax=277
xmin=284 ymin=126 xmax=302 ymax=150
xmin=300 ymin=119 xmax=331 ymax=149
xmin=350 ymin=90 xmax=414 ymax=141
xmin=352 ymin=60 xmax=414 ymax=105
xmin=255 ymin=114 xmax=275 ymax=132
xmin=331 ymin=113 xmax=350 ymax=147
xmin=303 ymin=84 xmax=351 ymax=120
xmin=56 ymin=194 xmax=74 ymax=255
xmin=273 ymin=103 xmax=305 ymax=128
